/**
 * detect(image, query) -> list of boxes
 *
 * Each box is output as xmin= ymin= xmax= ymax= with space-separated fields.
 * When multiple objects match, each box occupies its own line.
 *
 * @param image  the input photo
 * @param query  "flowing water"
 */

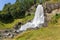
xmin=17 ymin=5 xmax=44 ymax=32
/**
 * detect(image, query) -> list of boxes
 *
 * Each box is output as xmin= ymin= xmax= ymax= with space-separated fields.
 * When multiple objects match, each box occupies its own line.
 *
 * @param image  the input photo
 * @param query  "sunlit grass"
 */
xmin=15 ymin=21 xmax=60 ymax=40
xmin=14 ymin=13 xmax=60 ymax=40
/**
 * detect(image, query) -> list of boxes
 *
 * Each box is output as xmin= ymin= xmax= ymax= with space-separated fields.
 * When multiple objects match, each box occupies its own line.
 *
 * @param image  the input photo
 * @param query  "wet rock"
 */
xmin=14 ymin=30 xmax=20 ymax=34
xmin=14 ymin=24 xmax=19 ymax=30
xmin=4 ymin=30 xmax=9 ymax=33
xmin=2 ymin=31 xmax=14 ymax=38
xmin=14 ymin=30 xmax=24 ymax=34
xmin=3 ymin=33 xmax=9 ymax=38
xmin=8 ymin=34 xmax=14 ymax=38
xmin=14 ymin=22 xmax=23 ymax=30
xmin=18 ymin=22 xmax=22 ymax=25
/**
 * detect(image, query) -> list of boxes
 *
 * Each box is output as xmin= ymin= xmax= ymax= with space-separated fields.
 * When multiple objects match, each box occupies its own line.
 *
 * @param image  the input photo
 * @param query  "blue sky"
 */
xmin=0 ymin=0 xmax=16 ymax=10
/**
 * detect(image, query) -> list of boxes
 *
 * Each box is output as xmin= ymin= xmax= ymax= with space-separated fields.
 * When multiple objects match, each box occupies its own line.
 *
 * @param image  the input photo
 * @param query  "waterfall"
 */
xmin=17 ymin=5 xmax=44 ymax=32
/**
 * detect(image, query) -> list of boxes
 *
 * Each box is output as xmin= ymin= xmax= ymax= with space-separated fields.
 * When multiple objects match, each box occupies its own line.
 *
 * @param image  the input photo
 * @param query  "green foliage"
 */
xmin=0 ymin=0 xmax=35 ymax=23
xmin=37 ymin=0 xmax=48 ymax=4
xmin=15 ymin=22 xmax=60 ymax=40
xmin=1 ymin=13 xmax=14 ymax=23
xmin=0 ymin=0 xmax=35 ymax=29
xmin=0 ymin=0 xmax=48 ymax=23
xmin=0 ymin=14 xmax=2 ymax=20
xmin=3 ymin=3 xmax=11 ymax=11
xmin=0 ymin=11 xmax=2 ymax=13
xmin=0 ymin=13 xmax=34 ymax=30
xmin=52 ymin=13 xmax=60 ymax=24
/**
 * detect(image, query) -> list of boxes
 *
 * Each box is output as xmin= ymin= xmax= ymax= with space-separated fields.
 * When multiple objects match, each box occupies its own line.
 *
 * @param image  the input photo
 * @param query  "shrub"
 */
xmin=1 ymin=13 xmax=14 ymax=23
xmin=52 ymin=13 xmax=60 ymax=24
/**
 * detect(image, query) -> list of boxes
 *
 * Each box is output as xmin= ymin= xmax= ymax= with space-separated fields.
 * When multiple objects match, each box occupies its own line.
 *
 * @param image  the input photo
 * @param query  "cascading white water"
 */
xmin=17 ymin=5 xmax=44 ymax=32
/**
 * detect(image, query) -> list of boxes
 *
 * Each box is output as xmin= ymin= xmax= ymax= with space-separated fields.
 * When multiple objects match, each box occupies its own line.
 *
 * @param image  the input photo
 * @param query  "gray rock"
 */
xmin=46 ymin=3 xmax=52 ymax=13
xmin=44 ymin=2 xmax=60 ymax=13
xmin=54 ymin=3 xmax=59 ymax=9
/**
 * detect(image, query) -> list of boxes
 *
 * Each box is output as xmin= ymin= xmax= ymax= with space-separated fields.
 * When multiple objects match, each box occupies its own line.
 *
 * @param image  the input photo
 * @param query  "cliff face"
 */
xmin=42 ymin=2 xmax=60 ymax=26
xmin=44 ymin=2 xmax=60 ymax=13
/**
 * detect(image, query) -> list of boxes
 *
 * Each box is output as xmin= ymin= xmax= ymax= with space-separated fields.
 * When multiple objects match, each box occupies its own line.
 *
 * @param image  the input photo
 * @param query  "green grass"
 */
xmin=0 ymin=13 xmax=34 ymax=30
xmin=14 ymin=13 xmax=60 ymax=40
xmin=15 ymin=22 xmax=60 ymax=40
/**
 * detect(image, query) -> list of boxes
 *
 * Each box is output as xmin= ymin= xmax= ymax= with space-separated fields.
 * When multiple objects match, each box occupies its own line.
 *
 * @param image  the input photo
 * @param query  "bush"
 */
xmin=0 ymin=0 xmax=35 ymax=23
xmin=1 ymin=13 xmax=14 ymax=23
xmin=52 ymin=13 xmax=60 ymax=24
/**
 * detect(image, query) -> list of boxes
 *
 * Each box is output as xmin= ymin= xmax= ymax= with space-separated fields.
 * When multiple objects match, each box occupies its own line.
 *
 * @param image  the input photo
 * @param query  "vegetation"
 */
xmin=4 ymin=13 xmax=60 ymax=40
xmin=0 ymin=13 xmax=34 ymax=30
xmin=0 ymin=0 xmax=34 ymax=23
xmin=52 ymin=13 xmax=60 ymax=24
xmin=15 ymin=21 xmax=60 ymax=40
xmin=0 ymin=0 xmax=60 ymax=40
xmin=0 ymin=0 xmax=48 ymax=29
xmin=14 ymin=13 xmax=60 ymax=40
xmin=0 ymin=0 xmax=35 ymax=29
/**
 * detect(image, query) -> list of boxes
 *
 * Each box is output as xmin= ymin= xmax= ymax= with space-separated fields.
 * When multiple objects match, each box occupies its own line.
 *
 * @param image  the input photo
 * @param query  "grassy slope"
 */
xmin=13 ymin=1 xmax=60 ymax=40
xmin=15 ymin=20 xmax=60 ymax=40
xmin=2 ymin=0 xmax=60 ymax=40
xmin=14 ymin=9 xmax=60 ymax=40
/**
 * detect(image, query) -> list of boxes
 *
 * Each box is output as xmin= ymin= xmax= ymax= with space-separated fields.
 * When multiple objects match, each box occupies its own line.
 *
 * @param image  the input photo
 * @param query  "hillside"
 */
xmin=0 ymin=0 xmax=60 ymax=40
xmin=14 ymin=9 xmax=60 ymax=40
xmin=15 ymin=24 xmax=60 ymax=40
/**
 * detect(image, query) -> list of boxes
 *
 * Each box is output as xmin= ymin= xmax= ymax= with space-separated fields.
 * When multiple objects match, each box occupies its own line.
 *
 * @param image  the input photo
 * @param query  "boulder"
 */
xmin=54 ymin=3 xmax=59 ymax=9
xmin=14 ymin=24 xmax=20 ymax=30
xmin=44 ymin=2 xmax=60 ymax=13
xmin=57 ymin=3 xmax=60 ymax=8
xmin=46 ymin=3 xmax=52 ymax=13
xmin=50 ymin=3 xmax=55 ymax=10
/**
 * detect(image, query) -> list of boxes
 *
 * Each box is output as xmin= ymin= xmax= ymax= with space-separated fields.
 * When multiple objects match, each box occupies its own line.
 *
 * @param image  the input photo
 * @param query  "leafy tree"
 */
xmin=1 ymin=13 xmax=14 ymax=23
xmin=0 ymin=0 xmax=35 ymax=23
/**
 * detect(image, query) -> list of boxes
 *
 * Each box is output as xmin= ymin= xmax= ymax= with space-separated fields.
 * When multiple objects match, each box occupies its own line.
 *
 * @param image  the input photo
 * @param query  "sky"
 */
xmin=0 ymin=0 xmax=16 ymax=10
